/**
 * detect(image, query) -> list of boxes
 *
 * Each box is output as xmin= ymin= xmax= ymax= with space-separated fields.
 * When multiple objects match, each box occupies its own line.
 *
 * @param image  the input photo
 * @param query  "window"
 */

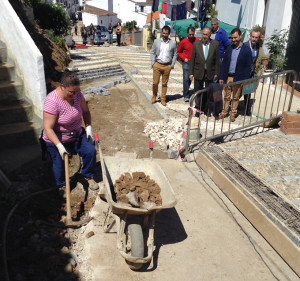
xmin=141 ymin=6 xmax=144 ymax=12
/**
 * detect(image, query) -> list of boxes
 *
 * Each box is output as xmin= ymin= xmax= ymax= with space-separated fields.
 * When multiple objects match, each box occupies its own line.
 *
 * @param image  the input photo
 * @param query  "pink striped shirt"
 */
xmin=43 ymin=89 xmax=84 ymax=143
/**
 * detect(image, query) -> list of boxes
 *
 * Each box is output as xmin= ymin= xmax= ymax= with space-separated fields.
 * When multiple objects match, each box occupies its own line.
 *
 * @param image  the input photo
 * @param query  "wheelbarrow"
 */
xmin=94 ymin=134 xmax=177 ymax=270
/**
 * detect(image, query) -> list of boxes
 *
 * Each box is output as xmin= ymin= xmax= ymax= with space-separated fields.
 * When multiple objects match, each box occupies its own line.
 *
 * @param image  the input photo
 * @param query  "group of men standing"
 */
xmin=150 ymin=18 xmax=261 ymax=122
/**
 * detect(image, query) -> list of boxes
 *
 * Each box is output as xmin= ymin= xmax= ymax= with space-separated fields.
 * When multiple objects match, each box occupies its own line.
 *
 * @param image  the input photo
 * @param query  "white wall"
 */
xmin=82 ymin=12 xmax=117 ymax=27
xmin=97 ymin=14 xmax=118 ymax=27
xmin=82 ymin=12 xmax=98 ymax=26
xmin=216 ymin=0 xmax=292 ymax=45
xmin=216 ymin=0 xmax=265 ymax=31
xmin=264 ymin=0 xmax=292 ymax=40
xmin=113 ymin=0 xmax=135 ymax=23
xmin=0 ymin=0 xmax=46 ymax=119
xmin=86 ymin=0 xmax=109 ymax=10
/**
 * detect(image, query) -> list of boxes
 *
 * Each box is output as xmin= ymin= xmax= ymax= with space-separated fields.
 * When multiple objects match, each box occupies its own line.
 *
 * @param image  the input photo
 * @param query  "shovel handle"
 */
xmin=64 ymin=153 xmax=72 ymax=223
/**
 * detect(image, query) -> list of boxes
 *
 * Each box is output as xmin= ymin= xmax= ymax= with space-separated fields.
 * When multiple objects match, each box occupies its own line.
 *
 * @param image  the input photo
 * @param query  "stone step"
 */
xmin=0 ymin=63 xmax=14 ymax=81
xmin=0 ymin=143 xmax=41 ymax=175
xmin=0 ymin=121 xmax=41 ymax=149
xmin=0 ymin=80 xmax=23 ymax=102
xmin=71 ymin=58 xmax=116 ymax=66
xmin=0 ymin=41 xmax=7 ymax=63
xmin=0 ymin=100 xmax=33 ymax=124
xmin=72 ymin=62 xmax=120 ymax=71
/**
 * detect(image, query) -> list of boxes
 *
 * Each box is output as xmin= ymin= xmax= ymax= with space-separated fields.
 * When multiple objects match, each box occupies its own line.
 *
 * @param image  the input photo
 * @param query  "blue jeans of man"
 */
xmin=45 ymin=131 xmax=96 ymax=187
xmin=108 ymin=33 xmax=113 ymax=44
xmin=182 ymin=61 xmax=191 ymax=99
xmin=96 ymin=34 xmax=101 ymax=46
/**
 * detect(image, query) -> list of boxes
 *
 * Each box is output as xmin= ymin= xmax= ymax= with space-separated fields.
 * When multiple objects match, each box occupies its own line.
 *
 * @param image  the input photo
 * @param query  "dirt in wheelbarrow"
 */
xmin=0 ymin=81 xmax=167 ymax=281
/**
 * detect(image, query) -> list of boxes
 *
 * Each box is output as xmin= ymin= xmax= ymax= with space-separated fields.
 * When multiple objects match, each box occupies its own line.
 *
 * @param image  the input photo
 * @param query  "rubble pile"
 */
xmin=114 ymin=172 xmax=162 ymax=209
xmin=144 ymin=118 xmax=183 ymax=149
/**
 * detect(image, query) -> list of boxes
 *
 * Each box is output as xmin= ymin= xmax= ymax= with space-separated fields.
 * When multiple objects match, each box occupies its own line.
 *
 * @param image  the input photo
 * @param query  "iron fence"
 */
xmin=186 ymin=70 xmax=297 ymax=151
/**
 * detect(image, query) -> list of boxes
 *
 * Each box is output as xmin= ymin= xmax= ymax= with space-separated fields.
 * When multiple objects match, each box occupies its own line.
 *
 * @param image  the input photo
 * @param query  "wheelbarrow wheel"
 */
xmin=126 ymin=224 xmax=144 ymax=270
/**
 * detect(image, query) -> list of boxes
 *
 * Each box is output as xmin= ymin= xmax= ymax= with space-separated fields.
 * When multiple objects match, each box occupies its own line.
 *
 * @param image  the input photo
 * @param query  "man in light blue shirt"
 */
xmin=219 ymin=28 xmax=252 ymax=122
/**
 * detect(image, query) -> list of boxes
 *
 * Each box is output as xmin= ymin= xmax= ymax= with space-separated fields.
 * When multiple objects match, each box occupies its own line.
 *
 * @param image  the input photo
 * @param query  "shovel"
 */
xmin=94 ymin=133 xmax=107 ymax=199
xmin=64 ymin=153 xmax=93 ymax=228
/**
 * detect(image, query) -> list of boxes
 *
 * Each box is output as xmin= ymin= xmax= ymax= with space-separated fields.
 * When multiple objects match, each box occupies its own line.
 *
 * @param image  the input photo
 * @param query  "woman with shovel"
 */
xmin=42 ymin=71 xmax=98 ymax=190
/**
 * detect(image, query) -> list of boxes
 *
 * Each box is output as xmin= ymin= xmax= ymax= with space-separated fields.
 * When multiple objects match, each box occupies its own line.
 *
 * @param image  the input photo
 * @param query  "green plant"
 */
xmin=44 ymin=29 xmax=65 ymax=47
xmin=207 ymin=4 xmax=218 ymax=19
xmin=29 ymin=1 xmax=71 ymax=36
xmin=251 ymin=24 xmax=265 ymax=36
xmin=124 ymin=20 xmax=137 ymax=31
xmin=147 ymin=22 xmax=156 ymax=45
xmin=265 ymin=29 xmax=289 ymax=71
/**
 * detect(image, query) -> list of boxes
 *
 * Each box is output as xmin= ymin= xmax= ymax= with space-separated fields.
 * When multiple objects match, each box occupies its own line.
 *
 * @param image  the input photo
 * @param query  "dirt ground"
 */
xmin=88 ymin=82 xmax=167 ymax=159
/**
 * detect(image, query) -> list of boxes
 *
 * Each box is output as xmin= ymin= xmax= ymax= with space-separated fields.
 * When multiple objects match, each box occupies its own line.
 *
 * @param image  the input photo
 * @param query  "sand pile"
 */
xmin=113 ymin=172 xmax=162 ymax=209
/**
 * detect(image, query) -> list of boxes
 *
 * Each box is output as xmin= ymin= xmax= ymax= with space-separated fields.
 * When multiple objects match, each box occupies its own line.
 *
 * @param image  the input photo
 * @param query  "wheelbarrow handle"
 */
xmin=94 ymin=132 xmax=99 ymax=143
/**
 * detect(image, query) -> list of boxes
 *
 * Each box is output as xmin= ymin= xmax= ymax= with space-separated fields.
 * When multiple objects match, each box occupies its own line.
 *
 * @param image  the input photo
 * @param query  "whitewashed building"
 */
xmin=43 ymin=0 xmax=81 ymax=17
xmin=84 ymin=0 xmax=152 ymax=27
xmin=82 ymin=4 xmax=118 ymax=27
xmin=216 ymin=0 xmax=292 ymax=44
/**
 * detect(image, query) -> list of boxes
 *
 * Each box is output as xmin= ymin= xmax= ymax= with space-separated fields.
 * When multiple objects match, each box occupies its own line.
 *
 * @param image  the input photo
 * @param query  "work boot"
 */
xmin=85 ymin=177 xmax=99 ymax=191
xmin=218 ymin=112 xmax=228 ymax=119
xmin=151 ymin=95 xmax=157 ymax=104
xmin=58 ymin=186 xmax=66 ymax=198
xmin=160 ymin=100 xmax=166 ymax=106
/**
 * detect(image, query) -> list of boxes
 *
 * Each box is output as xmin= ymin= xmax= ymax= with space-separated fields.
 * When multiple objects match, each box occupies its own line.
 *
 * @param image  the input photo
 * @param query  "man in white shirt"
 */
xmin=150 ymin=26 xmax=177 ymax=106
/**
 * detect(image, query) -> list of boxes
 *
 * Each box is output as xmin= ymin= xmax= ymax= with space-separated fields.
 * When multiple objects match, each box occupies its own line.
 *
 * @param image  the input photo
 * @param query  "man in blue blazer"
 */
xmin=219 ymin=28 xmax=252 ymax=122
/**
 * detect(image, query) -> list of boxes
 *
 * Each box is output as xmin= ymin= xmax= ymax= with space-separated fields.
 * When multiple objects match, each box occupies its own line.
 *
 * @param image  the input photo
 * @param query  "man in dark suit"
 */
xmin=244 ymin=30 xmax=261 ymax=115
xmin=189 ymin=27 xmax=220 ymax=114
xmin=219 ymin=28 xmax=252 ymax=122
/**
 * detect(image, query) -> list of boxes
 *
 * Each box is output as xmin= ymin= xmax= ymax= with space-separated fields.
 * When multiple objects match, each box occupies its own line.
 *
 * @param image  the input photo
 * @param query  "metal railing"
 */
xmin=186 ymin=70 xmax=297 ymax=151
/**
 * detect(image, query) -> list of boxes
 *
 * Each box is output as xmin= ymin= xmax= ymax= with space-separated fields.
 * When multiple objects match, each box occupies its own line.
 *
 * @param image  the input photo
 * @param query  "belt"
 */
xmin=59 ymin=128 xmax=81 ymax=136
xmin=157 ymin=61 xmax=171 ymax=65
xmin=228 ymin=73 xmax=235 ymax=77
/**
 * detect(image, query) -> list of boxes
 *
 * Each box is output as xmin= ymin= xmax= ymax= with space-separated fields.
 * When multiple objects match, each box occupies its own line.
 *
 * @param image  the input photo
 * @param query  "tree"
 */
xmin=26 ymin=1 xmax=71 ymax=36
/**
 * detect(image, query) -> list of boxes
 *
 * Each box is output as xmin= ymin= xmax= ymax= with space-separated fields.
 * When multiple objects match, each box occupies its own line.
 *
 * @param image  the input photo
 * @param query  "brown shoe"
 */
xmin=161 ymin=100 xmax=166 ymax=106
xmin=218 ymin=112 xmax=228 ymax=119
xmin=151 ymin=96 xmax=157 ymax=104
xmin=230 ymin=115 xmax=236 ymax=122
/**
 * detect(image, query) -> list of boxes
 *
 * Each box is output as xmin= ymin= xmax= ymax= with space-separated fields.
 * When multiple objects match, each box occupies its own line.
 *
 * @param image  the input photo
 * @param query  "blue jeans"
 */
xmin=45 ymin=131 xmax=96 ymax=187
xmin=96 ymin=34 xmax=101 ymax=45
xmin=182 ymin=61 xmax=191 ymax=99
xmin=108 ymin=33 xmax=113 ymax=44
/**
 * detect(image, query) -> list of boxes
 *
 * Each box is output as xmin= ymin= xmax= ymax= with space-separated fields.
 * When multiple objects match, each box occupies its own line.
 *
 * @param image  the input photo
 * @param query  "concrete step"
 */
xmin=0 ymin=121 xmax=41 ymax=149
xmin=0 ymin=143 xmax=41 ymax=175
xmin=0 ymin=80 xmax=23 ymax=102
xmin=0 ymin=63 xmax=14 ymax=81
xmin=0 ymin=100 xmax=33 ymax=124
xmin=0 ymin=41 xmax=7 ymax=63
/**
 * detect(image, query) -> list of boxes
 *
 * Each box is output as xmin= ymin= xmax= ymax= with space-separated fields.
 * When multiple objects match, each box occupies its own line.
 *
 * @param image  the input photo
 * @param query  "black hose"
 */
xmin=2 ymin=186 xmax=57 ymax=281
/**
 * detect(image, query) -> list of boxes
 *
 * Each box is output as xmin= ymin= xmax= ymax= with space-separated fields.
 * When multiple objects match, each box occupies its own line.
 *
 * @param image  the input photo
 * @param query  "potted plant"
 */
xmin=265 ymin=29 xmax=289 ymax=72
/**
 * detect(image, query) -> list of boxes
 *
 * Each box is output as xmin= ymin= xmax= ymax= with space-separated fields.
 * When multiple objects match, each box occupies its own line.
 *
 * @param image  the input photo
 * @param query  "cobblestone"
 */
xmin=220 ymin=130 xmax=300 ymax=209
